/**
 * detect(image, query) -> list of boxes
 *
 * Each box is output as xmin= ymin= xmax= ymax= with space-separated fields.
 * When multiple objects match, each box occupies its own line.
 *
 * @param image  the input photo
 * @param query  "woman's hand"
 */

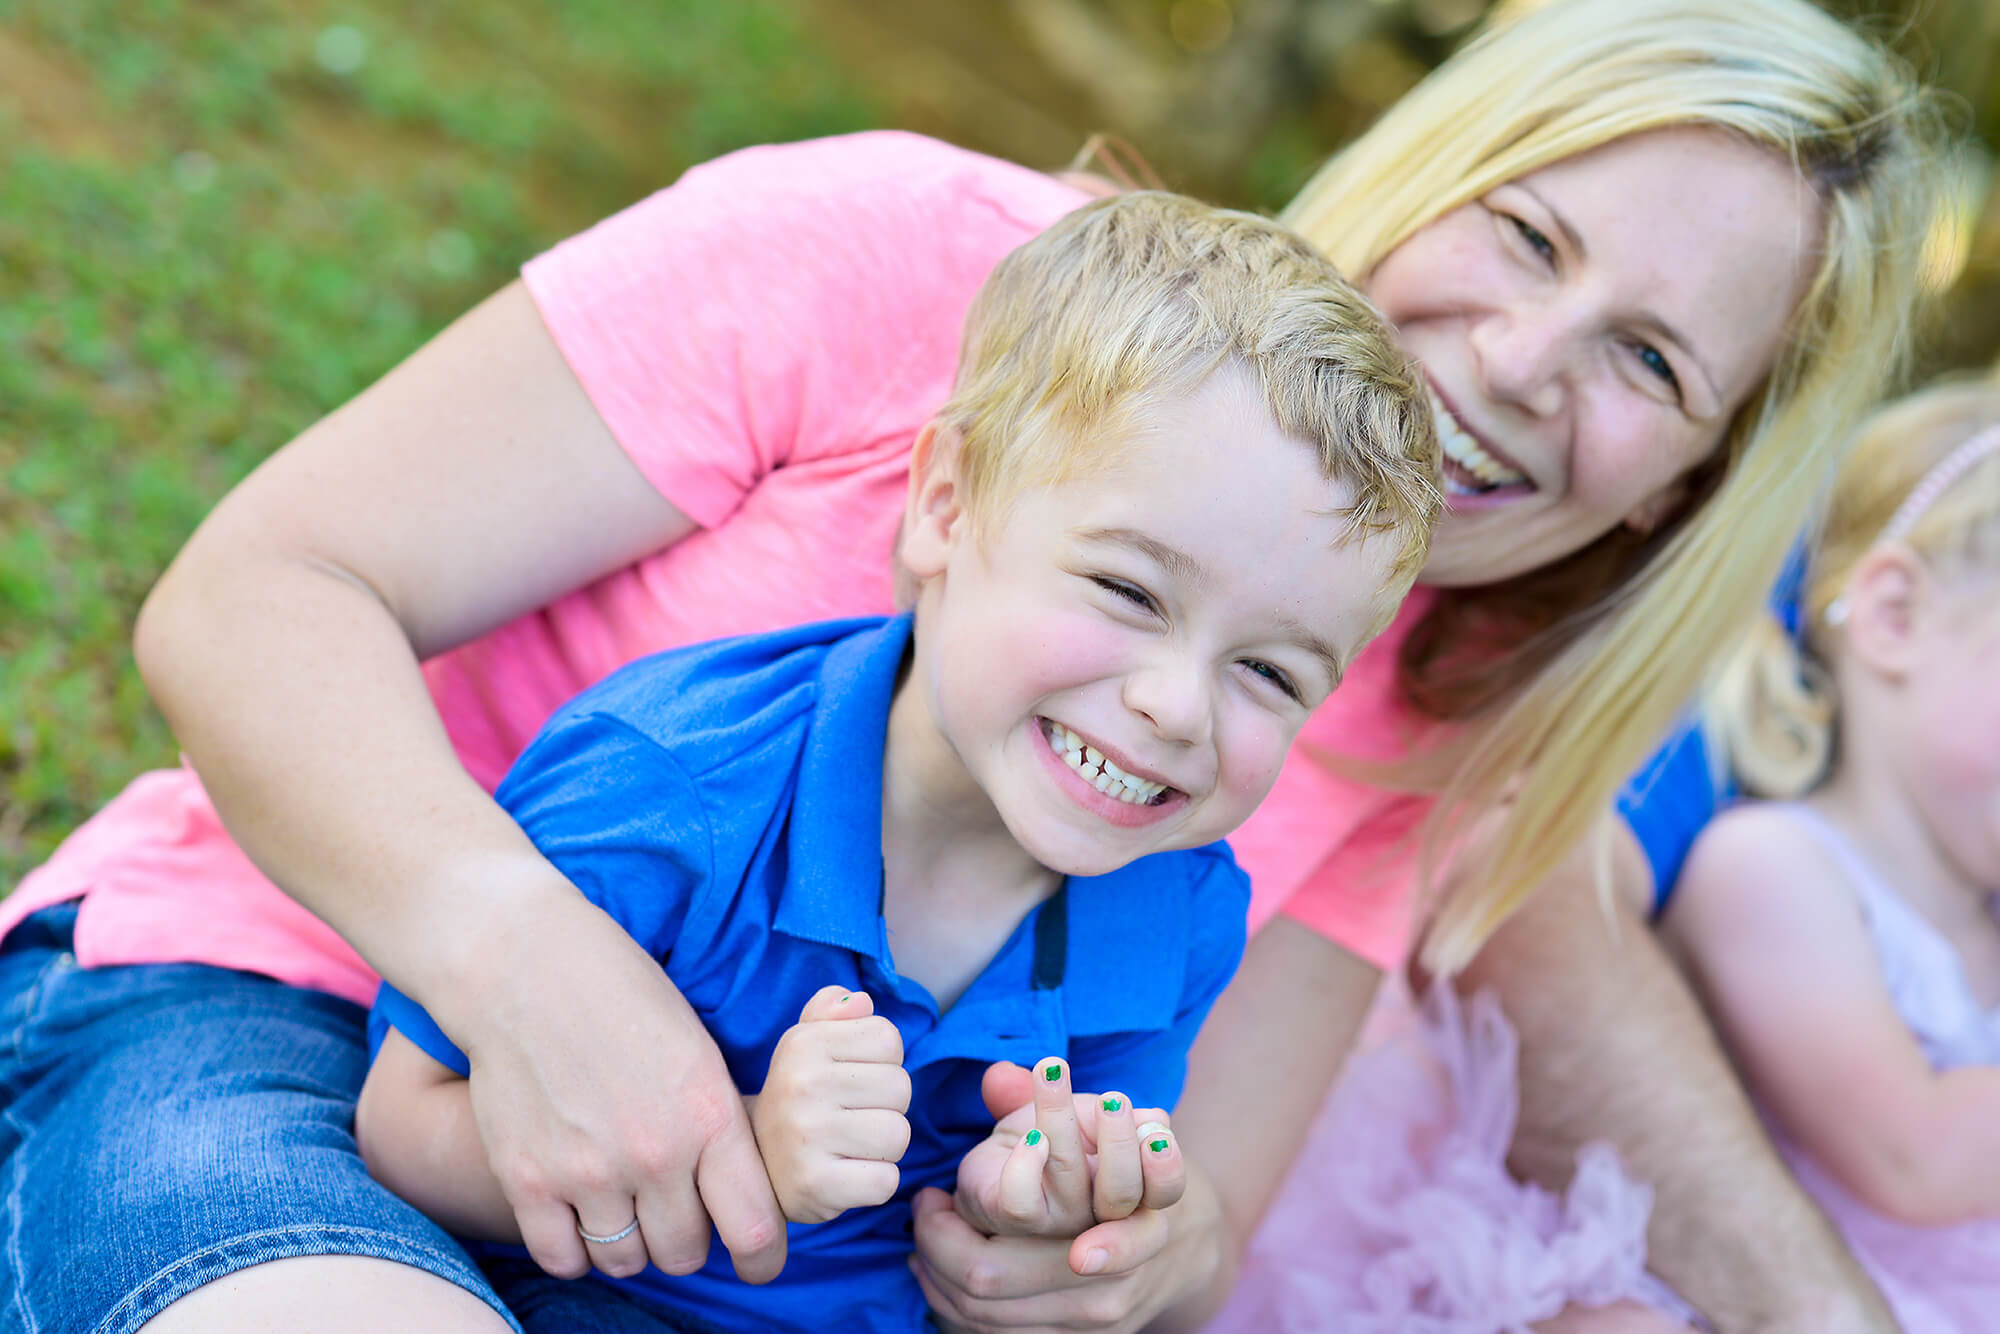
xmin=452 ymin=890 xmax=788 ymax=1284
xmin=911 ymin=1174 xmax=1218 ymax=1334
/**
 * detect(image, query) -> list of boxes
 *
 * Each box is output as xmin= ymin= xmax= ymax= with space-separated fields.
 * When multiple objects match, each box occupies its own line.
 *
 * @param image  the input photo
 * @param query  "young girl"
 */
xmin=1663 ymin=377 xmax=2000 ymax=1334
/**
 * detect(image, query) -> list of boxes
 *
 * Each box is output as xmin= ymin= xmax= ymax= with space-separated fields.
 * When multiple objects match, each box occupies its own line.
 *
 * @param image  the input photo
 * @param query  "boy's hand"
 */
xmin=952 ymin=1058 xmax=1185 ymax=1238
xmin=751 ymin=986 xmax=912 ymax=1224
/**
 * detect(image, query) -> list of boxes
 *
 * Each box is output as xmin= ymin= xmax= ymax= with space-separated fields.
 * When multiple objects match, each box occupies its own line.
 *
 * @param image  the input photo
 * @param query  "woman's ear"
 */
xmin=1839 ymin=542 xmax=1926 ymax=679
xmin=899 ymin=421 xmax=970 ymax=581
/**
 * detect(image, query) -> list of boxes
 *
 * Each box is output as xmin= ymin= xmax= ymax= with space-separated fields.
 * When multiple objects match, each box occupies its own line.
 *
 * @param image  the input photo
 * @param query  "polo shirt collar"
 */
xmin=773 ymin=615 xmax=909 ymax=956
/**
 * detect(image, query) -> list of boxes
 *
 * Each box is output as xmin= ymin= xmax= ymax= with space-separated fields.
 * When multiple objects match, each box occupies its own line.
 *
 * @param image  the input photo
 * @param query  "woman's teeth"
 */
xmin=1432 ymin=394 xmax=1526 ymax=493
xmin=1043 ymin=721 xmax=1168 ymax=805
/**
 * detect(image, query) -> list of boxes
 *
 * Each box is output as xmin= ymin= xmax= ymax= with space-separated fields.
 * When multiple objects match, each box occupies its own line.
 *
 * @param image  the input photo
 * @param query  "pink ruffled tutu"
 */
xmin=1204 ymin=983 xmax=1694 ymax=1334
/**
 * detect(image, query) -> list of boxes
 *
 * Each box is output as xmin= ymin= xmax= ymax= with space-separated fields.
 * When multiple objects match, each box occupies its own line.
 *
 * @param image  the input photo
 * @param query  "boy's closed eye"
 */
xmin=1090 ymin=574 xmax=1159 ymax=614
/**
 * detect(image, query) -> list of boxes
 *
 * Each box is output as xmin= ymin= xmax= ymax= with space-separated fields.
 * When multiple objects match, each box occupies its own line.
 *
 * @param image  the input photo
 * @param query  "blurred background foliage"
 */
xmin=2 ymin=0 xmax=1995 ymax=886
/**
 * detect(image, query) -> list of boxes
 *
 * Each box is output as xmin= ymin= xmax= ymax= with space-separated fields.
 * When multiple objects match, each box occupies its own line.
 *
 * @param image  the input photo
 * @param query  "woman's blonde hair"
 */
xmin=1278 ymin=0 xmax=1952 ymax=971
xmin=1709 ymin=376 xmax=2000 ymax=799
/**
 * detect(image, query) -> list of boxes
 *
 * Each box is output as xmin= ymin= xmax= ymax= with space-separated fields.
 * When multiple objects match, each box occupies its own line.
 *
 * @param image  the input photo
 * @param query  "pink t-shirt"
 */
xmin=0 ymin=132 xmax=1433 ymax=1004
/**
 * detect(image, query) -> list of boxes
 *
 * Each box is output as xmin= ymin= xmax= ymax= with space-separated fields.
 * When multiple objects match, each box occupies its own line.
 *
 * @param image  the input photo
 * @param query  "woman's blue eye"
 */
xmin=1509 ymin=216 xmax=1555 ymax=263
xmin=1634 ymin=342 xmax=1680 ymax=392
xmin=1243 ymin=660 xmax=1301 ymax=703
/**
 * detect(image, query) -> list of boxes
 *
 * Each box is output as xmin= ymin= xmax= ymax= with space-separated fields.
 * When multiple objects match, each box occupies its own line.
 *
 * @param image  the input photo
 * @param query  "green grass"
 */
xmin=0 ymin=0 xmax=876 ymax=887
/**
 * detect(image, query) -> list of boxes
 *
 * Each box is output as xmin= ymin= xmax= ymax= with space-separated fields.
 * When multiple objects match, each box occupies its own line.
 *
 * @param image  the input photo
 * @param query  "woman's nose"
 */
xmin=1469 ymin=304 xmax=1571 ymax=418
xmin=1123 ymin=661 xmax=1212 ymax=748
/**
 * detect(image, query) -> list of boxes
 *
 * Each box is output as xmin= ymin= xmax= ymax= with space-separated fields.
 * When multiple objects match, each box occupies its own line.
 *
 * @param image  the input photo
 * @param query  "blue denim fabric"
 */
xmin=0 ymin=906 xmax=515 ymax=1334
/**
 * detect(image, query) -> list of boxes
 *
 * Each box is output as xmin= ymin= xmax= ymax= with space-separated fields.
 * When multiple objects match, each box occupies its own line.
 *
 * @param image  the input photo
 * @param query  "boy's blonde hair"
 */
xmin=1277 ymin=0 xmax=1949 ymax=970
xmin=936 ymin=191 xmax=1441 ymax=603
xmin=1710 ymin=376 xmax=2000 ymax=799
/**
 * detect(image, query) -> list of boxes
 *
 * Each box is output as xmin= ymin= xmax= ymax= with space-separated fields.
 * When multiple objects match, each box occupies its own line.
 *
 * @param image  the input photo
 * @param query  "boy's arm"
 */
xmin=356 ymin=1026 xmax=522 ymax=1244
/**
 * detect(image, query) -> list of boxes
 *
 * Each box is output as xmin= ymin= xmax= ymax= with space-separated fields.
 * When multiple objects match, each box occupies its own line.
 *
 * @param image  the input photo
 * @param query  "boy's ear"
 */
xmin=1841 ymin=542 xmax=1925 ymax=679
xmin=900 ymin=420 xmax=971 ymax=581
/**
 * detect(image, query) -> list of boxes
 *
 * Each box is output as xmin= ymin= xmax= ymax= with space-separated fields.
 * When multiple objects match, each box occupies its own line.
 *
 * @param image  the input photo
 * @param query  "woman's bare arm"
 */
xmin=134 ymin=281 xmax=786 ymax=1283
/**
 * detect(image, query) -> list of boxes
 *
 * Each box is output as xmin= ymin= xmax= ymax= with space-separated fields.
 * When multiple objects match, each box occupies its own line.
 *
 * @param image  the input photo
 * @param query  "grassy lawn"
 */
xmin=0 ymin=0 xmax=876 ymax=886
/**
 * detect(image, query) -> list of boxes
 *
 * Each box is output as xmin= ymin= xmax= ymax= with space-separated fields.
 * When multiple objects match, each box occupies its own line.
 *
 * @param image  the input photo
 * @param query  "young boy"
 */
xmin=357 ymin=191 xmax=1438 ymax=1334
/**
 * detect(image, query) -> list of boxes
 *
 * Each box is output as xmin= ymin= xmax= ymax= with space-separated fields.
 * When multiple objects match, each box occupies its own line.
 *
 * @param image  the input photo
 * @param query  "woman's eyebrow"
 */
xmin=1519 ymin=182 xmax=1722 ymax=409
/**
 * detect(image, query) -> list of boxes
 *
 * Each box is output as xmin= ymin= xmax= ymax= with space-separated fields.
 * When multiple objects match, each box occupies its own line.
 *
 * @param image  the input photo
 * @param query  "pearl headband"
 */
xmin=1824 ymin=421 xmax=2000 ymax=626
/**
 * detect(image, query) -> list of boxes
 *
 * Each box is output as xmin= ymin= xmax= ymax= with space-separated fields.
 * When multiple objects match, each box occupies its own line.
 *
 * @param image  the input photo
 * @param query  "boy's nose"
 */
xmin=1123 ymin=661 xmax=1212 ymax=748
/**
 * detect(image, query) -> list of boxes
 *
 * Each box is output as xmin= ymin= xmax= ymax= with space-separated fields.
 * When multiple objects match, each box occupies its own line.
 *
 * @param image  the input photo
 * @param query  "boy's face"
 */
xmin=899 ymin=366 xmax=1408 ymax=878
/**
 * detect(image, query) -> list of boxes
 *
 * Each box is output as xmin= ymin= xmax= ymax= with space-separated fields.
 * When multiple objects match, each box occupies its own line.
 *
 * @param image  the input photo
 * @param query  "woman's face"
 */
xmin=1365 ymin=127 xmax=1824 ymax=587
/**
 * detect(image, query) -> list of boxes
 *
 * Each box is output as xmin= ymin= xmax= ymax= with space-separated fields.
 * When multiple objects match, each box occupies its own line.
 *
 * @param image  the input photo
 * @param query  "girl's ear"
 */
xmin=1840 ymin=542 xmax=1926 ymax=679
xmin=899 ymin=421 xmax=970 ymax=581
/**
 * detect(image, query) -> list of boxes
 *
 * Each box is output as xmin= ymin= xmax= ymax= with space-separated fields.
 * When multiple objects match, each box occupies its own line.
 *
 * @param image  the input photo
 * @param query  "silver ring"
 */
xmin=577 ymin=1217 xmax=640 ymax=1246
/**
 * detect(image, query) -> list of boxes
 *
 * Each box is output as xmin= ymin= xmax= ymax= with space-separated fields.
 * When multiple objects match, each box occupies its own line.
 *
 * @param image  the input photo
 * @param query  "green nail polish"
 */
xmin=1148 ymin=1138 xmax=1169 ymax=1153
xmin=1043 ymin=1063 xmax=1062 ymax=1082
xmin=1101 ymin=1096 xmax=1122 ymax=1113
xmin=1025 ymin=1129 xmax=1043 ymax=1147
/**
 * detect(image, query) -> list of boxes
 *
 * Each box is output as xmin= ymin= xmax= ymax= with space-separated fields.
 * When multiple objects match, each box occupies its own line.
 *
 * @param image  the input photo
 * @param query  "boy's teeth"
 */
xmin=1431 ymin=392 xmax=1525 ymax=488
xmin=1043 ymin=720 xmax=1168 ymax=804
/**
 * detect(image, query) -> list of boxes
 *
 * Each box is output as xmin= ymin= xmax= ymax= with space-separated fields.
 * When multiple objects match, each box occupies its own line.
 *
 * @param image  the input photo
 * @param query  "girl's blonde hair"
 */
xmin=1709 ymin=377 xmax=2000 ymax=799
xmin=1278 ymin=0 xmax=1951 ymax=971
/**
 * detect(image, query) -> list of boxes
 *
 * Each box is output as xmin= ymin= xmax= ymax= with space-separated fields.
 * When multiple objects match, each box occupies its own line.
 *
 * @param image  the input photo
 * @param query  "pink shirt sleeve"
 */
xmin=521 ymin=131 xmax=1090 ymax=528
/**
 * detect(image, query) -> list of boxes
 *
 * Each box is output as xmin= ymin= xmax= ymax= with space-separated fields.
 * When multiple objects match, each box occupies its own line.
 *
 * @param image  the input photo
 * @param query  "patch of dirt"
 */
xmin=0 ymin=28 xmax=138 ymax=163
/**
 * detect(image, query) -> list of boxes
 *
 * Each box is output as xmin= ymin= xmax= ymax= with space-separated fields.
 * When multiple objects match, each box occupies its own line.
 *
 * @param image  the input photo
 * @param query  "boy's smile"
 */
xmin=888 ymin=365 xmax=1410 ymax=883
xmin=1035 ymin=717 xmax=1184 ymax=826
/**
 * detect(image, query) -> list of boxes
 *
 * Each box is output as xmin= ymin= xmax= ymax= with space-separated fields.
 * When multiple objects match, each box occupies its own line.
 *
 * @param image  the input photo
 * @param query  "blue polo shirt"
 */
xmin=370 ymin=614 xmax=1249 ymax=1334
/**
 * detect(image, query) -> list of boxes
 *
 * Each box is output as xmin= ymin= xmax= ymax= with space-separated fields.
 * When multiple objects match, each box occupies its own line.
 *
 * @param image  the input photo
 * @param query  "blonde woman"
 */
xmin=0 ymin=2 xmax=1946 ymax=1333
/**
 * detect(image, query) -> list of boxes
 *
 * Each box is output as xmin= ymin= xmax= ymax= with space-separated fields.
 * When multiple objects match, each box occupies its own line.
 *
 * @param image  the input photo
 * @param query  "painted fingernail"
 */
xmin=1079 ymin=1248 xmax=1109 ymax=1275
xmin=1101 ymin=1096 xmax=1122 ymax=1113
xmin=838 ymin=992 xmax=853 ymax=1004
xmin=1043 ymin=1062 xmax=1063 ymax=1082
xmin=1149 ymin=1137 xmax=1169 ymax=1152
xmin=1025 ymin=1128 xmax=1044 ymax=1147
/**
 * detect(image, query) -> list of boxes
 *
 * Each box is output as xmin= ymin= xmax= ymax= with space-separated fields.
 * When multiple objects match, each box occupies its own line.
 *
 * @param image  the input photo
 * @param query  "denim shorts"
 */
xmin=0 ymin=905 xmax=517 ymax=1334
